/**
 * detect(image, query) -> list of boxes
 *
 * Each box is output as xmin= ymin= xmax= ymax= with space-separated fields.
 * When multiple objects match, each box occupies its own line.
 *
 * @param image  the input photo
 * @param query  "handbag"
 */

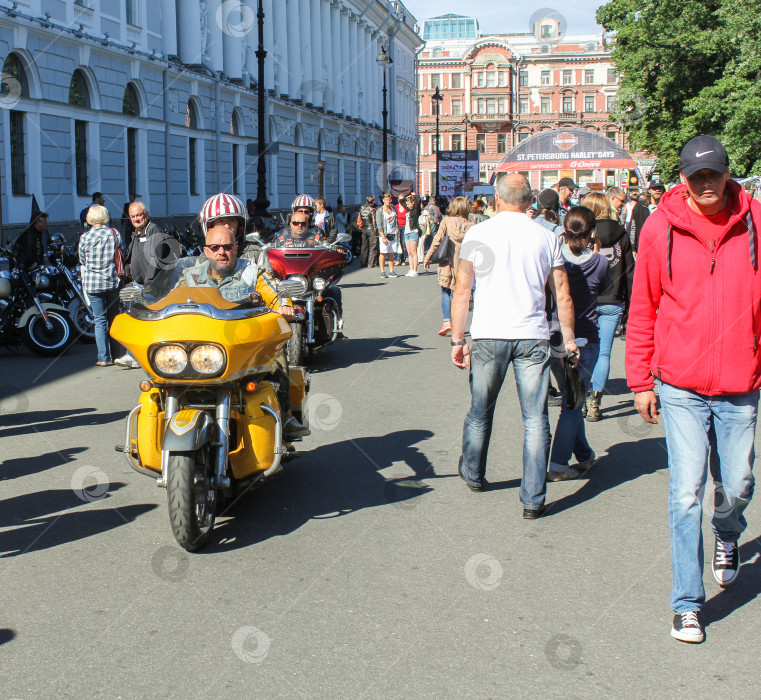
xmin=111 ymin=227 xmax=126 ymax=279
xmin=429 ymin=233 xmax=452 ymax=264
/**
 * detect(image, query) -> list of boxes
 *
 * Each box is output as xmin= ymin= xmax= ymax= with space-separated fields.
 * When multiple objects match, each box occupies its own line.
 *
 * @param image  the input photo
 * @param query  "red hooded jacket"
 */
xmin=626 ymin=180 xmax=761 ymax=396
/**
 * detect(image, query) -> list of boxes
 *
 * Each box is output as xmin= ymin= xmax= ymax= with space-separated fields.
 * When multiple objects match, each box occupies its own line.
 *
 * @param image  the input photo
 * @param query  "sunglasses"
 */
xmin=291 ymin=221 xmax=308 ymax=227
xmin=205 ymin=243 xmax=235 ymax=252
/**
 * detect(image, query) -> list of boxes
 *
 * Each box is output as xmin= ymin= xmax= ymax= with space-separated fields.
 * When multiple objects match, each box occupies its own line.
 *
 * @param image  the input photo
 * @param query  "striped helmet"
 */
xmin=199 ymin=193 xmax=247 ymax=234
xmin=291 ymin=194 xmax=315 ymax=214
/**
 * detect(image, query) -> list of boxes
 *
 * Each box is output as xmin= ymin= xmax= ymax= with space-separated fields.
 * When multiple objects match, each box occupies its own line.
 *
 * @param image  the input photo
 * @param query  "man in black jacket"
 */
xmin=13 ymin=211 xmax=49 ymax=270
xmin=358 ymin=195 xmax=378 ymax=267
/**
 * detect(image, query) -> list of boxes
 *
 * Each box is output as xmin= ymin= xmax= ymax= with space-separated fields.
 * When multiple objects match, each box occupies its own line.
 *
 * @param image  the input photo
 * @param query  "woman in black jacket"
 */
xmin=586 ymin=193 xmax=635 ymax=421
xmin=401 ymin=193 xmax=422 ymax=277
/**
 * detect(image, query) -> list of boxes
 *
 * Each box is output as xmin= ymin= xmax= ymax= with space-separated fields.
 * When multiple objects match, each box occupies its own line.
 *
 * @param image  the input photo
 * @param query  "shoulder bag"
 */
xmin=428 ymin=222 xmax=452 ymax=264
xmin=111 ymin=228 xmax=127 ymax=279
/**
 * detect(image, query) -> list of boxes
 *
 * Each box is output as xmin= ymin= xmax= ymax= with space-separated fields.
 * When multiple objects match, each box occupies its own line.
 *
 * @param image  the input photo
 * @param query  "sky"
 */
xmin=402 ymin=0 xmax=607 ymax=36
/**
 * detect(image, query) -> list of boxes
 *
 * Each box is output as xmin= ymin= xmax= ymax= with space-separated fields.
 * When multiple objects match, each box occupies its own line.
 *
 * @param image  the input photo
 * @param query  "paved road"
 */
xmin=2 ymin=261 xmax=761 ymax=698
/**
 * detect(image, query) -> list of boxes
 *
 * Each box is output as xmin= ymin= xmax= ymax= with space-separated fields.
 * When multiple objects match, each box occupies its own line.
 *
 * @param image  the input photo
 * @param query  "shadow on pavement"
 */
xmin=0 ymin=485 xmax=157 ymax=557
xmin=545 ymin=437 xmax=668 ymax=516
xmin=1 ymin=446 xmax=88 ymax=481
xmin=202 ymin=429 xmax=436 ymax=553
xmin=339 ymin=282 xmax=386 ymax=289
xmin=0 ymin=629 xmax=16 ymax=646
xmin=311 ymin=334 xmax=425 ymax=371
xmin=703 ymin=535 xmax=761 ymax=628
xmin=0 ymin=409 xmax=129 ymax=438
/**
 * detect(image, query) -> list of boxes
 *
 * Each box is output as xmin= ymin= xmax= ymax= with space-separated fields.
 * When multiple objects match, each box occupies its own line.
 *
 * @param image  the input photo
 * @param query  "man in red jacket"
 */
xmin=626 ymin=135 xmax=761 ymax=644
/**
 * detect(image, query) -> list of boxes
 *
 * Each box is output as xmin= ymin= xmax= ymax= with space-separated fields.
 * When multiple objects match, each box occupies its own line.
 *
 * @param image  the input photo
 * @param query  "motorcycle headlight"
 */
xmin=189 ymin=344 xmax=225 ymax=375
xmin=312 ymin=277 xmax=327 ymax=292
xmin=286 ymin=274 xmax=308 ymax=296
xmin=153 ymin=345 xmax=188 ymax=374
xmin=34 ymin=273 xmax=51 ymax=290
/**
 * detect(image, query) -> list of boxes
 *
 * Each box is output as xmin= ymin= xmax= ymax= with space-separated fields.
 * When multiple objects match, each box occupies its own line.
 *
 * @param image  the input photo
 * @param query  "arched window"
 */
xmin=433 ymin=47 xmax=443 ymax=58
xmin=1 ymin=53 xmax=29 ymax=99
xmin=69 ymin=70 xmax=90 ymax=108
xmin=230 ymin=108 xmax=241 ymax=136
xmin=123 ymin=82 xmax=140 ymax=116
xmin=186 ymin=100 xmax=199 ymax=129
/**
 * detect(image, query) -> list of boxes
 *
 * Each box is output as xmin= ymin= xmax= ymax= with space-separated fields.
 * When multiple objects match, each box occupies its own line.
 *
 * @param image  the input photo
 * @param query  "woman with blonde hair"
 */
xmin=423 ymin=196 xmax=473 ymax=335
xmin=78 ymin=205 xmax=128 ymax=366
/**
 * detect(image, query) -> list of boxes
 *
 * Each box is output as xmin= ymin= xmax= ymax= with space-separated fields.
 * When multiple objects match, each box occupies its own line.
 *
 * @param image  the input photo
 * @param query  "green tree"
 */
xmin=597 ymin=0 xmax=761 ymax=179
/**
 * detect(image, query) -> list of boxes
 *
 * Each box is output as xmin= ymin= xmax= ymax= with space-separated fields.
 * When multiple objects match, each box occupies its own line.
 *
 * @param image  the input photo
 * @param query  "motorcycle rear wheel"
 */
xmin=23 ymin=310 xmax=73 ymax=356
xmin=67 ymin=299 xmax=96 ymax=343
xmin=286 ymin=321 xmax=305 ymax=366
xmin=167 ymin=448 xmax=217 ymax=551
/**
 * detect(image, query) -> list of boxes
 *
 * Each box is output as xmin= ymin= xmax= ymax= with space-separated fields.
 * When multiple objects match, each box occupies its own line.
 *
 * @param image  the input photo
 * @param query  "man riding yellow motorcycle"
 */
xmin=112 ymin=195 xmax=311 ymax=551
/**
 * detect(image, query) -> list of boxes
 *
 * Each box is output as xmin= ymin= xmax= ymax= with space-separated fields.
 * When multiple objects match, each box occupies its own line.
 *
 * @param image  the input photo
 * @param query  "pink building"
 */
xmin=417 ymin=14 xmax=640 ymax=194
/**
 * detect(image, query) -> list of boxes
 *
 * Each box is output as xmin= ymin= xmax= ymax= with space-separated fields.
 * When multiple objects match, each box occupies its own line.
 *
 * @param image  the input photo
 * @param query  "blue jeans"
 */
xmin=89 ymin=288 xmax=121 ymax=363
xmin=659 ymin=382 xmax=758 ymax=612
xmin=460 ymin=339 xmax=551 ymax=508
xmin=440 ymin=286 xmax=452 ymax=322
xmin=591 ymin=304 xmax=624 ymax=392
xmin=550 ymin=342 xmax=599 ymax=468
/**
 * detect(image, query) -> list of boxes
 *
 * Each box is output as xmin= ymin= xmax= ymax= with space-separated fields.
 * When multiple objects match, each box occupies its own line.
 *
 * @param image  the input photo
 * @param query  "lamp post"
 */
xmin=376 ymin=45 xmax=393 ymax=193
xmin=432 ymin=86 xmax=443 ymax=198
xmin=463 ymin=113 xmax=471 ymax=195
xmin=253 ymin=0 xmax=270 ymax=217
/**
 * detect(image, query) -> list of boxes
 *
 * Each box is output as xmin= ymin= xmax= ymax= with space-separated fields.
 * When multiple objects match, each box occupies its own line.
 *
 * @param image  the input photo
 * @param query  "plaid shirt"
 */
xmin=79 ymin=225 xmax=127 ymax=294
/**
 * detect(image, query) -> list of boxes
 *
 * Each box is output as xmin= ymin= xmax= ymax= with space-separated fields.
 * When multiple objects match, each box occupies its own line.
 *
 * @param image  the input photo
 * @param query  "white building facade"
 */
xmin=0 ymin=0 xmax=421 ymax=229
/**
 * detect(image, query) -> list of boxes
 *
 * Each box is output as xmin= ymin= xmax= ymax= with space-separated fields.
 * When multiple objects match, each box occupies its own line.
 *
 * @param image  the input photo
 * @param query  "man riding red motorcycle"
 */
xmin=273 ymin=199 xmax=348 ymax=344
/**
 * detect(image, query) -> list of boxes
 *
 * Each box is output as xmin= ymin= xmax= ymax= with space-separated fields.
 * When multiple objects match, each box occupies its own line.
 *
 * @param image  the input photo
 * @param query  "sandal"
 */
xmin=95 ymin=361 xmax=112 ymax=367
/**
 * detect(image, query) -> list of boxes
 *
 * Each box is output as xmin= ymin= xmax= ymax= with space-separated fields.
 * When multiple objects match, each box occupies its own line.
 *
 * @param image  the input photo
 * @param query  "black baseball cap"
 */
xmin=678 ymin=135 xmax=729 ymax=177
xmin=648 ymin=179 xmax=666 ymax=190
xmin=558 ymin=177 xmax=578 ymax=189
xmin=537 ymin=188 xmax=560 ymax=210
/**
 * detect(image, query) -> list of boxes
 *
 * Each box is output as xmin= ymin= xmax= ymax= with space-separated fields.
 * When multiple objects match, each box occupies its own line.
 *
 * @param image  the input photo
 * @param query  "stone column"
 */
xmin=320 ymin=0 xmax=332 ymax=110
xmin=222 ymin=1 xmax=243 ymax=81
xmin=299 ymin=0 xmax=313 ymax=103
xmin=309 ymin=0 xmax=322 ymax=109
xmin=339 ymin=6 xmax=350 ymax=115
xmin=348 ymin=13 xmax=359 ymax=119
xmin=205 ymin=0 xmax=224 ymax=72
xmin=330 ymin=1 xmax=342 ymax=114
xmin=176 ymin=0 xmax=202 ymax=66
xmin=286 ymin=0 xmax=302 ymax=100
xmin=161 ymin=0 xmax=177 ymax=58
xmin=272 ymin=0 xmax=288 ymax=96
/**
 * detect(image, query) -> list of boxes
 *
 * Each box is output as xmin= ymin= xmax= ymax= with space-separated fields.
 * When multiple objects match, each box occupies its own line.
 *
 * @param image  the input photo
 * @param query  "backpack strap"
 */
xmin=747 ymin=211 xmax=757 ymax=271
xmin=666 ymin=224 xmax=673 ymax=280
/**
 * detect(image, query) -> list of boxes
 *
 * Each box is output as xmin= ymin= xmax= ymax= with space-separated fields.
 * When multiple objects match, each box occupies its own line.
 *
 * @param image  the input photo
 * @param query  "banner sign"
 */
xmin=496 ymin=129 xmax=638 ymax=173
xmin=438 ymin=150 xmax=480 ymax=197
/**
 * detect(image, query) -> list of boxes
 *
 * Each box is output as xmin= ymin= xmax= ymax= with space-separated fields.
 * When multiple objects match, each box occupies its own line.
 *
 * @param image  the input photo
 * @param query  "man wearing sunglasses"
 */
xmin=274 ymin=212 xmax=327 ymax=248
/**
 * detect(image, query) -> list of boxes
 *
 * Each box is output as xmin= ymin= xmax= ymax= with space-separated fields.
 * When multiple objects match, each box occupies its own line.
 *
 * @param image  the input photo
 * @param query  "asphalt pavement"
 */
xmin=2 ymin=260 xmax=761 ymax=698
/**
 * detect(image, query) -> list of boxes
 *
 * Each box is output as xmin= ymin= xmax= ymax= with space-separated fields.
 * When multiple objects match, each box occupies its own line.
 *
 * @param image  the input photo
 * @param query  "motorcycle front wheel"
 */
xmin=23 ymin=310 xmax=73 ymax=356
xmin=67 ymin=299 xmax=96 ymax=343
xmin=286 ymin=321 xmax=305 ymax=366
xmin=167 ymin=448 xmax=217 ymax=551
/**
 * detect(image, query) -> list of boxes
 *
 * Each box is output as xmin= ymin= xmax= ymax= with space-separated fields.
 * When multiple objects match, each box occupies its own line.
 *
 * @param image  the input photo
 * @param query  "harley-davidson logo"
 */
xmin=553 ymin=133 xmax=578 ymax=151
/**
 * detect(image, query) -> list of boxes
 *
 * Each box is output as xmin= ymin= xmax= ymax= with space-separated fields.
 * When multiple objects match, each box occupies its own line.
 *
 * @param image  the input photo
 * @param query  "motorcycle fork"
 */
xmin=158 ymin=389 xmax=180 ymax=487
xmin=214 ymin=389 xmax=232 ymax=489
xmin=306 ymin=297 xmax=315 ymax=343
xmin=62 ymin=264 xmax=90 ymax=308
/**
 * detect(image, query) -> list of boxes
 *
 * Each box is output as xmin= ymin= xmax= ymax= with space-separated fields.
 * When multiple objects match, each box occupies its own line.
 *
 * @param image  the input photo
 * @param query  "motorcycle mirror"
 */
xmin=245 ymin=233 xmax=264 ymax=245
xmin=334 ymin=232 xmax=352 ymax=244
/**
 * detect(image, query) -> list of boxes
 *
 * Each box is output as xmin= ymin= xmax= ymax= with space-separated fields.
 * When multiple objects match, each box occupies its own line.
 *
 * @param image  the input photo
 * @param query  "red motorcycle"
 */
xmin=254 ymin=233 xmax=351 ymax=365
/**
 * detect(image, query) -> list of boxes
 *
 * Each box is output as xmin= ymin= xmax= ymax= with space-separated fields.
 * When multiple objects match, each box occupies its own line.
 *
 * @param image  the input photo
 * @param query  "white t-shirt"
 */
xmin=461 ymin=211 xmax=564 ymax=340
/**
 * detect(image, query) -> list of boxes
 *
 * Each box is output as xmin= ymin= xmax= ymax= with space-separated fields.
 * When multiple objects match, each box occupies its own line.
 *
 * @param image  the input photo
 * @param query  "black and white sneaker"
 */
xmin=671 ymin=610 xmax=704 ymax=643
xmin=712 ymin=538 xmax=739 ymax=587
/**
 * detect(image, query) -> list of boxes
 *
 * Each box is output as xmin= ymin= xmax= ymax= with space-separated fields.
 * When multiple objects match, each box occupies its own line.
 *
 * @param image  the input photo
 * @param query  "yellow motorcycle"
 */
xmin=111 ymin=277 xmax=309 ymax=552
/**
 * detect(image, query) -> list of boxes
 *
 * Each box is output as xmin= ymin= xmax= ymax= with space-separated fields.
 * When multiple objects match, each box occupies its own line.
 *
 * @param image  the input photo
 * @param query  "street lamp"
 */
xmin=253 ymin=0 xmax=270 ymax=217
xmin=463 ymin=113 xmax=471 ymax=195
xmin=432 ymin=86 xmax=443 ymax=198
xmin=376 ymin=45 xmax=393 ymax=193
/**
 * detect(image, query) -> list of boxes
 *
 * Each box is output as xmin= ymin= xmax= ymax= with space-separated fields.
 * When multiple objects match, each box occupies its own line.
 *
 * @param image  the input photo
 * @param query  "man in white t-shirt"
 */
xmin=450 ymin=173 xmax=577 ymax=519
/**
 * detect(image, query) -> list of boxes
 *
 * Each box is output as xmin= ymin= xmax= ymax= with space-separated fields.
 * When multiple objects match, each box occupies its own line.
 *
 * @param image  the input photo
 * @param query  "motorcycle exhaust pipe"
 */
xmin=259 ymin=404 xmax=284 ymax=477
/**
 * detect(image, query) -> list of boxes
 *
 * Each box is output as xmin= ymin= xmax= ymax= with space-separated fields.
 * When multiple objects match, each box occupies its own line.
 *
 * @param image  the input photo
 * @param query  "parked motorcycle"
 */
xmin=249 ymin=232 xmax=351 ymax=366
xmin=111 ymin=269 xmax=309 ymax=551
xmin=0 ymin=249 xmax=74 ymax=356
xmin=47 ymin=233 xmax=95 ymax=342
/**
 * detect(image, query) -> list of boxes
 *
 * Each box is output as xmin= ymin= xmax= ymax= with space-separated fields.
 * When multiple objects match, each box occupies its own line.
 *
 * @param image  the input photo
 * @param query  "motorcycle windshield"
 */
xmin=132 ymin=254 xmax=262 ymax=310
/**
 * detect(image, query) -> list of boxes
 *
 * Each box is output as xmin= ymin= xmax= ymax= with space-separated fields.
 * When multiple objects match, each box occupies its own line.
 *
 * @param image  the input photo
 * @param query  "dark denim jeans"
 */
xmin=460 ymin=338 xmax=551 ymax=509
xmin=549 ymin=342 xmax=599 ymax=468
